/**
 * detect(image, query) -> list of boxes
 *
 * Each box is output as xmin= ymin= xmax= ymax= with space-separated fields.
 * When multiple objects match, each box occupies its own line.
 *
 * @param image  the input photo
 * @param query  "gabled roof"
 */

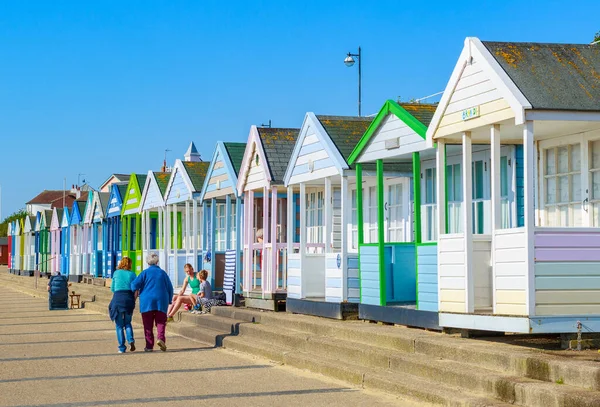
xmin=99 ymin=173 xmax=131 ymax=190
xmin=316 ymin=115 xmax=373 ymax=168
xmin=257 ymin=127 xmax=299 ymax=183
xmin=61 ymin=207 xmax=70 ymax=228
xmin=348 ymin=100 xmax=435 ymax=165
xmin=70 ymin=202 xmax=85 ymax=225
xmin=482 ymin=41 xmax=600 ymax=111
xmin=426 ymin=37 xmax=533 ymax=143
xmin=122 ymin=174 xmax=147 ymax=215
xmin=106 ymin=182 xmax=127 ymax=218
xmin=140 ymin=171 xmax=170 ymax=210
xmin=155 ymin=172 xmax=170 ymax=194
xmin=182 ymin=161 xmax=209 ymax=191
xmin=223 ymin=142 xmax=246 ymax=176
xmin=200 ymin=142 xmax=244 ymax=201
xmin=51 ymin=208 xmax=63 ymax=231
xmin=26 ymin=190 xmax=80 ymax=209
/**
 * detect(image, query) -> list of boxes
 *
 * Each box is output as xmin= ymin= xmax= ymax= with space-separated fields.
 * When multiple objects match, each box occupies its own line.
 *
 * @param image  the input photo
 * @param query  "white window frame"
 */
xmin=539 ymin=135 xmax=585 ymax=227
xmin=421 ymin=159 xmax=438 ymax=242
xmin=215 ymin=203 xmax=226 ymax=251
xmin=305 ymin=187 xmax=325 ymax=253
xmin=384 ymin=177 xmax=411 ymax=243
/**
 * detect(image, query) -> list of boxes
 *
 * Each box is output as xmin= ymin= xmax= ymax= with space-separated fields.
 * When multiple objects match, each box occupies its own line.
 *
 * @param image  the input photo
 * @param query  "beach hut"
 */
xmin=139 ymin=171 xmax=170 ymax=275
xmin=69 ymin=201 xmax=86 ymax=278
xmin=0 ymin=237 xmax=8 ymax=266
xmin=426 ymin=37 xmax=600 ymax=334
xmin=60 ymin=207 xmax=70 ymax=275
xmin=50 ymin=208 xmax=63 ymax=274
xmin=7 ymin=223 xmax=13 ymax=270
xmin=199 ymin=142 xmax=246 ymax=293
xmin=90 ymin=191 xmax=110 ymax=277
xmin=345 ymin=100 xmax=446 ymax=327
xmin=163 ymin=145 xmax=209 ymax=287
xmin=104 ymin=182 xmax=127 ymax=277
xmin=282 ymin=114 xmax=375 ymax=319
xmin=81 ymin=191 xmax=95 ymax=275
xmin=121 ymin=174 xmax=147 ymax=275
xmin=22 ymin=215 xmax=36 ymax=275
xmin=36 ymin=210 xmax=52 ymax=274
xmin=237 ymin=126 xmax=300 ymax=310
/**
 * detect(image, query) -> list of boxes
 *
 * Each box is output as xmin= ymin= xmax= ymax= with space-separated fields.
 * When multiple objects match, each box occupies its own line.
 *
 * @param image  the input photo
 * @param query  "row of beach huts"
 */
xmin=6 ymin=37 xmax=600 ymax=334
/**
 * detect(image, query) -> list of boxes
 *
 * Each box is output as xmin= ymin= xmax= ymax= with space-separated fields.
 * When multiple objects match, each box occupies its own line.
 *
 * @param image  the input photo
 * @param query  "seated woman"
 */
xmin=166 ymin=263 xmax=199 ymax=322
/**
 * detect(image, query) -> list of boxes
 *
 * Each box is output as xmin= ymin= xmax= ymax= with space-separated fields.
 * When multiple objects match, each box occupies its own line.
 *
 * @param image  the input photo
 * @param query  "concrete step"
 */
xmin=178 ymin=312 xmax=249 ymax=335
xmin=217 ymin=306 xmax=600 ymax=394
xmin=223 ymin=333 xmax=512 ymax=407
xmin=413 ymin=336 xmax=600 ymax=393
xmin=211 ymin=306 xmax=263 ymax=323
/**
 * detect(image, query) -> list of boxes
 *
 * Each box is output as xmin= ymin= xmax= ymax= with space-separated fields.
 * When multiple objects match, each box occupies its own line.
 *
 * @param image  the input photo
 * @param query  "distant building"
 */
xmin=99 ymin=174 xmax=131 ymax=193
xmin=26 ymin=186 xmax=90 ymax=215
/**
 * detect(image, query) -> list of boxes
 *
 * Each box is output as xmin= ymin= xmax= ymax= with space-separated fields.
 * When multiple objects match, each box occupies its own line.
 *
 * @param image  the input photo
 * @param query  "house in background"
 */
xmin=99 ymin=174 xmax=131 ymax=193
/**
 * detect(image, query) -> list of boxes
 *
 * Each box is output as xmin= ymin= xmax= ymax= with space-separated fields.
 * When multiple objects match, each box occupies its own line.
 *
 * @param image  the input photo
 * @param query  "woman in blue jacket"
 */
xmin=131 ymin=252 xmax=173 ymax=352
xmin=108 ymin=257 xmax=137 ymax=353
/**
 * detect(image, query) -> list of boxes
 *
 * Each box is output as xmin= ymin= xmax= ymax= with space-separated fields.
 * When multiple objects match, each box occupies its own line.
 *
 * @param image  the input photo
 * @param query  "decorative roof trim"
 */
xmin=347 ymin=100 xmax=429 ymax=165
xmin=426 ymin=37 xmax=532 ymax=146
xmin=283 ymin=112 xmax=347 ymax=186
xmin=236 ymin=125 xmax=272 ymax=196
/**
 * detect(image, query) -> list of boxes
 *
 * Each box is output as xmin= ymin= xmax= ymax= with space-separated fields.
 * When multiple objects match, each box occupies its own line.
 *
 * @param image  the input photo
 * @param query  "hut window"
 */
xmin=543 ymin=143 xmax=581 ymax=227
xmin=351 ymin=189 xmax=358 ymax=250
xmin=215 ymin=203 xmax=226 ymax=251
xmin=387 ymin=183 xmax=405 ymax=242
xmin=446 ymin=163 xmax=463 ymax=234
xmin=421 ymin=167 xmax=437 ymax=242
xmin=367 ymin=186 xmax=378 ymax=243
xmin=306 ymin=189 xmax=324 ymax=253
xmin=230 ymin=203 xmax=237 ymax=248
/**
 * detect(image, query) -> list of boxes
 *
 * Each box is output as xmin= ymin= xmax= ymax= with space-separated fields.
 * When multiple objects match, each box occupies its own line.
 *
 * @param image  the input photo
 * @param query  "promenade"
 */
xmin=0 ymin=283 xmax=416 ymax=407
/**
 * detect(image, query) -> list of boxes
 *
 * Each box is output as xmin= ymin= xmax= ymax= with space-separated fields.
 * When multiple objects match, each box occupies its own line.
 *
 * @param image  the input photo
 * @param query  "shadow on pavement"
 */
xmin=0 ymin=365 xmax=272 ymax=384
xmin=9 ymin=388 xmax=356 ymax=407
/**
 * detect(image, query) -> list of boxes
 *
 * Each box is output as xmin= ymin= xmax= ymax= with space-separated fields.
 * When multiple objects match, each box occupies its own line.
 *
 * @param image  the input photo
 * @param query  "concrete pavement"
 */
xmin=0 ymin=286 xmax=424 ymax=407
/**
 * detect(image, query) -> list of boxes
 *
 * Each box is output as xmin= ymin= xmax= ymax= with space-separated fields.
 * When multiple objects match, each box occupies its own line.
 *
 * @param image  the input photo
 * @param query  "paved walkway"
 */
xmin=0 ymin=286 xmax=421 ymax=407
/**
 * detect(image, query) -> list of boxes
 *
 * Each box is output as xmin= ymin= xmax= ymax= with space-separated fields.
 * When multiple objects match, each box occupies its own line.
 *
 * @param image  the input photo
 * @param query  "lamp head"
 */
xmin=344 ymin=53 xmax=355 ymax=67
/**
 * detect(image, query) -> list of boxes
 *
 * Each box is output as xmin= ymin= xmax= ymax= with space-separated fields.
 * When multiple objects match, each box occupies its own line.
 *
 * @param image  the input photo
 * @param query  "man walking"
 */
xmin=131 ymin=253 xmax=174 ymax=352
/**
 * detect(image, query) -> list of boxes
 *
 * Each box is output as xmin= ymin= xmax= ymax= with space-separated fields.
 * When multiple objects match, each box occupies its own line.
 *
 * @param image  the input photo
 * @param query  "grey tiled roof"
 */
xmin=224 ymin=142 xmax=246 ymax=176
xmin=398 ymin=103 xmax=437 ymax=127
xmin=483 ymin=41 xmax=600 ymax=111
xmin=257 ymin=128 xmax=300 ymax=184
xmin=316 ymin=115 xmax=373 ymax=163
xmin=316 ymin=115 xmax=412 ymax=173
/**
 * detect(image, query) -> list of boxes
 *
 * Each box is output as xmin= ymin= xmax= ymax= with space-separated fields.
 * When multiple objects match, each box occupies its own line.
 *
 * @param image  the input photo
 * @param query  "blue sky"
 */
xmin=0 ymin=1 xmax=598 ymax=218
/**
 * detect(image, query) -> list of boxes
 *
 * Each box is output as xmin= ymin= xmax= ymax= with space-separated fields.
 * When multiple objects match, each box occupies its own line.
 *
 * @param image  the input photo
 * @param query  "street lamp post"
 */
xmin=344 ymin=46 xmax=362 ymax=116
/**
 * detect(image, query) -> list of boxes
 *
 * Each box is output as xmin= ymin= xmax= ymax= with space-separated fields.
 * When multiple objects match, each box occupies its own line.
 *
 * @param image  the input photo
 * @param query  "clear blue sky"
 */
xmin=0 ymin=1 xmax=598 ymax=219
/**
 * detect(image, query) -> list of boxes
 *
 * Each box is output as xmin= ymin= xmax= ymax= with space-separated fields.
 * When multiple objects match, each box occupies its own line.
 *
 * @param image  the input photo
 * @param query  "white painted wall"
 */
xmin=494 ymin=227 xmax=527 ymax=315
xmin=438 ymin=234 xmax=466 ymax=312
xmin=357 ymin=114 xmax=427 ymax=163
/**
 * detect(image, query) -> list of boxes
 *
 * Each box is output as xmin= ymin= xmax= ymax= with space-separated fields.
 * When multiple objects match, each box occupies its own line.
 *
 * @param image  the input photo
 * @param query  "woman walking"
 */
xmin=108 ymin=257 xmax=137 ymax=353
xmin=131 ymin=253 xmax=174 ymax=352
xmin=167 ymin=264 xmax=199 ymax=322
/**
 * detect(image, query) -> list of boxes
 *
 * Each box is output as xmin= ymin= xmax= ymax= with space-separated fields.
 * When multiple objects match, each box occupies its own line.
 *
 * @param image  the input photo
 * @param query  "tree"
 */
xmin=0 ymin=209 xmax=28 ymax=237
xmin=594 ymin=31 xmax=600 ymax=43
